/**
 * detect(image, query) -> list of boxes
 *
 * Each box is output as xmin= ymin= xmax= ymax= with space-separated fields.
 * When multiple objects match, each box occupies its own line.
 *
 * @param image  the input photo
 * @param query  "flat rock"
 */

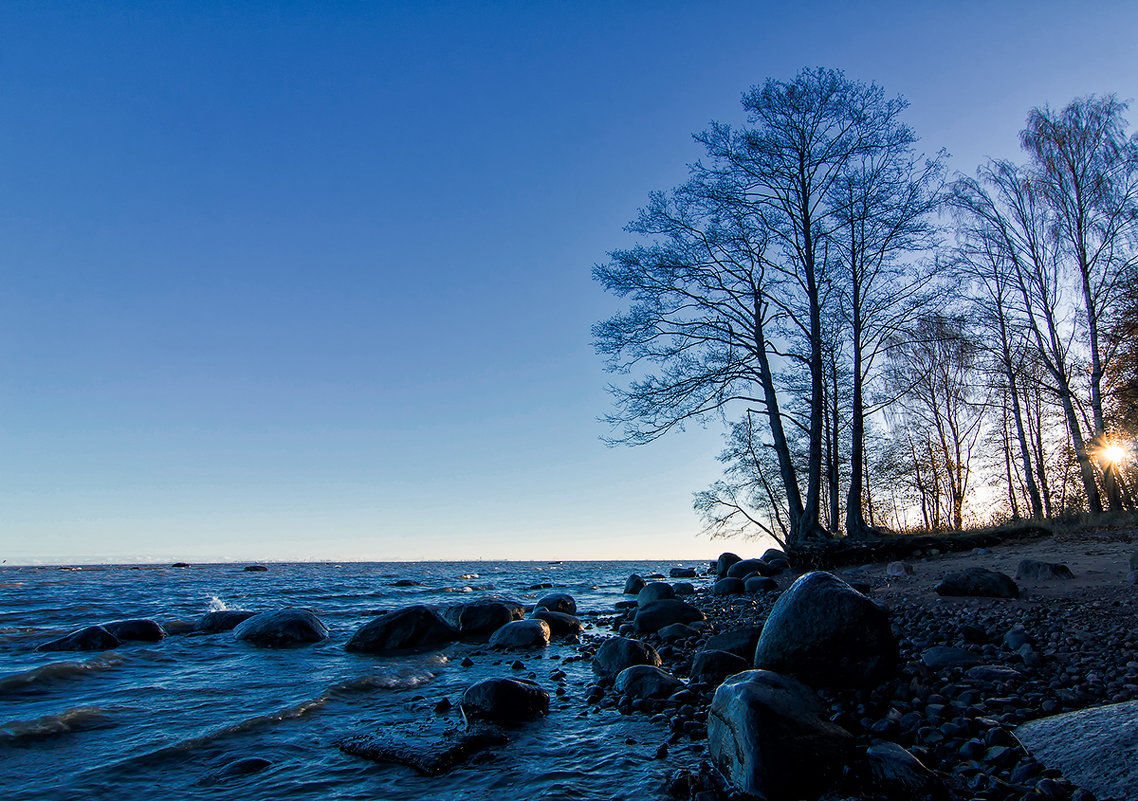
xmin=1015 ymin=700 xmax=1138 ymax=801
xmin=935 ymin=567 xmax=1019 ymax=599
xmin=886 ymin=561 xmax=914 ymax=577
xmin=669 ymin=567 xmax=697 ymax=578
xmin=920 ymin=645 xmax=981 ymax=670
xmin=337 ymin=722 xmax=509 ymax=774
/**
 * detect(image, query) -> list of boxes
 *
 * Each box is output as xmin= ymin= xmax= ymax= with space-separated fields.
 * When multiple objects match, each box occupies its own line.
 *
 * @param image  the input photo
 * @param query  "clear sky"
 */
xmin=2 ymin=1 xmax=1136 ymax=564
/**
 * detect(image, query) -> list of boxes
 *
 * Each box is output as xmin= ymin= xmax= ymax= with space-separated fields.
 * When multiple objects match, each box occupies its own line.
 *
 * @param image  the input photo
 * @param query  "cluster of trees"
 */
xmin=593 ymin=68 xmax=1138 ymax=549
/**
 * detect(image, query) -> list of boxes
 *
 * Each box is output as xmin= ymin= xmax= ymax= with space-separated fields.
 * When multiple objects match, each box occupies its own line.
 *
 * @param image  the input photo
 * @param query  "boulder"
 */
xmin=716 ymin=552 xmax=742 ymax=577
xmin=712 ymin=577 xmax=744 ymax=595
xmin=488 ymin=619 xmax=550 ymax=649
xmin=623 ymin=574 xmax=645 ymax=595
xmin=346 ymin=605 xmax=458 ymax=654
xmin=533 ymin=593 xmax=575 ymax=615
xmin=442 ymin=599 xmax=524 ymax=637
xmin=744 ymin=576 xmax=777 ymax=593
xmin=243 ymin=565 xmax=268 ymax=572
xmin=753 ymin=571 xmax=897 ymax=689
xmin=727 ymin=559 xmax=776 ymax=579
xmin=935 ymin=567 xmax=1019 ymax=598
xmin=856 ymin=741 xmax=949 ymax=801
xmin=705 ymin=626 xmax=764 ymax=660
xmin=104 ymin=619 xmax=166 ymax=642
xmin=233 ymin=609 xmax=329 ymax=647
xmin=38 ymin=625 xmax=120 ymax=652
xmin=614 ymin=665 xmax=684 ymax=700
xmin=193 ymin=610 xmax=258 ymax=634
xmin=1015 ymin=559 xmax=1074 ymax=580
xmin=761 ymin=548 xmax=789 ymax=569
xmin=691 ymin=650 xmax=749 ymax=685
xmin=1015 ymin=700 xmax=1138 ymax=801
xmin=658 ymin=623 xmax=699 ymax=641
xmin=920 ymin=645 xmax=981 ymax=670
xmin=461 ymin=677 xmax=549 ymax=725
xmin=593 ymin=636 xmax=661 ymax=678
xmin=708 ymin=670 xmax=854 ymax=801
xmin=529 ymin=610 xmax=583 ymax=636
xmin=636 ymin=582 xmax=674 ymax=605
xmin=669 ymin=566 xmax=697 ymax=578
xmin=886 ymin=561 xmax=914 ymax=577
xmin=634 ymin=599 xmax=705 ymax=634
xmin=671 ymin=582 xmax=695 ymax=596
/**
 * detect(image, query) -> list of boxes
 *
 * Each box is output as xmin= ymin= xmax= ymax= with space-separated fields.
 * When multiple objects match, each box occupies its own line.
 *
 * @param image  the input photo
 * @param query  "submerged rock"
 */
xmin=38 ymin=625 xmax=120 ymax=652
xmin=346 ymin=605 xmax=457 ymax=654
xmin=193 ymin=610 xmax=258 ymax=634
xmin=209 ymin=757 xmax=273 ymax=782
xmin=461 ymin=677 xmax=549 ymax=724
xmin=337 ymin=722 xmax=510 ymax=774
xmin=104 ymin=619 xmax=166 ymax=642
xmin=753 ymin=571 xmax=897 ymax=689
xmin=708 ymin=670 xmax=853 ymax=801
xmin=233 ymin=609 xmax=329 ymax=647
xmin=669 ymin=567 xmax=697 ymax=578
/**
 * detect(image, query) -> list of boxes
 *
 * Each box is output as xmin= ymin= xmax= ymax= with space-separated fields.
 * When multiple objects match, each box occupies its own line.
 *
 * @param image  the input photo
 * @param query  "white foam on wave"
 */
xmin=0 ymin=706 xmax=112 ymax=741
xmin=0 ymin=653 xmax=126 ymax=694
xmin=207 ymin=596 xmax=229 ymax=612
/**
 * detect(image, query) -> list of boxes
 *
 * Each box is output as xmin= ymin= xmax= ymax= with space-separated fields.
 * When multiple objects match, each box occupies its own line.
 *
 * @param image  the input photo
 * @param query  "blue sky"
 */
xmin=2 ymin=1 xmax=1136 ymax=563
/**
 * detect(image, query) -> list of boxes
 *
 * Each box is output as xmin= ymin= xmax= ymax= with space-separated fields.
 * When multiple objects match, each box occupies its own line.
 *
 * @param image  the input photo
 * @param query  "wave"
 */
xmin=0 ymin=654 xmax=126 ymax=695
xmin=0 ymin=706 xmax=112 ymax=742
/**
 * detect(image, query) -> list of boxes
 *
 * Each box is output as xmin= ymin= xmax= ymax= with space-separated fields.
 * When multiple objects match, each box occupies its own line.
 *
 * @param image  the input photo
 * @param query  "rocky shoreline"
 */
xmin=581 ymin=528 xmax=1138 ymax=801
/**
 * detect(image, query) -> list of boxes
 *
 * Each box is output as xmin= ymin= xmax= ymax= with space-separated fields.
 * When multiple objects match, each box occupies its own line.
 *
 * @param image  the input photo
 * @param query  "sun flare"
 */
xmin=1100 ymin=442 xmax=1129 ymax=466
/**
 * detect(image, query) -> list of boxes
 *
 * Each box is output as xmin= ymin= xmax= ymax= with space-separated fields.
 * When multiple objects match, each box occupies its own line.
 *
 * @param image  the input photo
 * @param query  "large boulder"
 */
xmin=614 ymin=665 xmax=684 ymax=700
xmin=727 ymin=559 xmax=776 ymax=579
xmin=461 ymin=677 xmax=549 ymax=725
xmin=533 ymin=593 xmax=575 ymax=615
xmin=636 ymin=582 xmax=674 ymax=605
xmin=935 ymin=568 xmax=1019 ymax=599
xmin=1015 ymin=700 xmax=1138 ymax=801
xmin=346 ymin=605 xmax=457 ymax=654
xmin=193 ymin=610 xmax=257 ymax=634
xmin=529 ymin=609 xmax=583 ymax=636
xmin=442 ymin=599 xmax=524 ymax=637
xmin=623 ymin=574 xmax=645 ymax=595
xmin=752 ymin=571 xmax=897 ymax=689
xmin=488 ymin=619 xmax=550 ymax=649
xmin=234 ymin=609 xmax=329 ymax=647
xmin=104 ymin=619 xmax=166 ymax=642
xmin=634 ymin=599 xmax=705 ymax=634
xmin=712 ymin=577 xmax=744 ymax=596
xmin=1015 ymin=559 xmax=1074 ymax=580
xmin=593 ymin=637 xmax=661 ymax=678
xmin=38 ymin=625 xmax=120 ymax=652
xmin=691 ymin=650 xmax=749 ymax=685
xmin=708 ymin=670 xmax=854 ymax=801
xmin=761 ymin=549 xmax=789 ymax=570
xmin=716 ymin=552 xmax=742 ymax=577
xmin=705 ymin=626 xmax=763 ymax=660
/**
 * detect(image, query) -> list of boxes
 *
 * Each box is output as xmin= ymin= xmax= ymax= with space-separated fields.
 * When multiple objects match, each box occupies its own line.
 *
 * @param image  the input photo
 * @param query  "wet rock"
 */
xmin=669 ymin=567 xmax=697 ymax=578
xmin=337 ymin=722 xmax=510 ymax=774
xmin=171 ymin=562 xmax=190 ymax=568
xmin=744 ymin=576 xmax=777 ymax=593
xmin=705 ymin=626 xmax=763 ymax=660
xmin=533 ymin=593 xmax=575 ymax=615
xmin=1016 ymin=559 xmax=1075 ymax=580
xmin=935 ymin=567 xmax=1019 ymax=598
xmin=716 ymin=552 xmax=742 ymax=577
xmin=243 ymin=565 xmax=268 ymax=572
xmin=712 ymin=577 xmax=744 ymax=596
xmin=529 ymin=609 xmax=583 ymax=636
xmin=921 ymin=645 xmax=982 ymax=670
xmin=233 ymin=609 xmax=329 ymax=647
xmin=488 ymin=619 xmax=550 ymax=649
xmin=390 ymin=579 xmax=420 ymax=587
xmin=103 ymin=619 xmax=166 ymax=642
xmin=461 ymin=677 xmax=549 ymax=724
xmin=193 ymin=610 xmax=258 ymax=634
xmin=634 ymin=599 xmax=705 ymax=634
xmin=1015 ymin=700 xmax=1138 ymax=801
xmin=346 ymin=605 xmax=458 ymax=654
xmin=615 ymin=665 xmax=684 ymax=700
xmin=727 ymin=559 xmax=776 ymax=579
xmin=624 ymin=574 xmax=645 ymax=594
xmin=37 ymin=625 xmax=120 ymax=652
xmin=593 ymin=636 xmax=662 ymax=678
xmin=707 ymin=670 xmax=853 ymax=801
xmin=753 ymin=571 xmax=897 ymax=689
xmin=691 ymin=650 xmax=749 ymax=685
xmin=442 ymin=599 xmax=524 ymax=637
xmin=637 ymin=582 xmax=675 ymax=605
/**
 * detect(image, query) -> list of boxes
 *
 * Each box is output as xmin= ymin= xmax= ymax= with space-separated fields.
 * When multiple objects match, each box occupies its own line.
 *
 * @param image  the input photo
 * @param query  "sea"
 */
xmin=0 ymin=559 xmax=713 ymax=801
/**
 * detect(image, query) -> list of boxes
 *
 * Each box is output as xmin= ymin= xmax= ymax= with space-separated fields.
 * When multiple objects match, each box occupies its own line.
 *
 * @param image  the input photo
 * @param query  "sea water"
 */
xmin=0 ymin=560 xmax=710 ymax=800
